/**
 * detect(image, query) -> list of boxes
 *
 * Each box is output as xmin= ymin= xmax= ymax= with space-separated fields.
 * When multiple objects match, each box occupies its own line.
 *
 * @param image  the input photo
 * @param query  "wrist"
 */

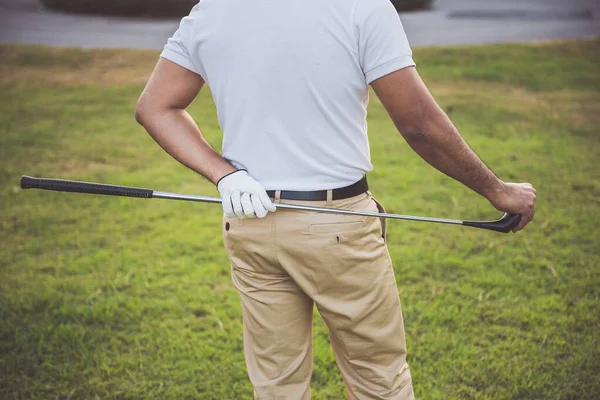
xmin=216 ymin=169 xmax=247 ymax=189
xmin=483 ymin=179 xmax=506 ymax=205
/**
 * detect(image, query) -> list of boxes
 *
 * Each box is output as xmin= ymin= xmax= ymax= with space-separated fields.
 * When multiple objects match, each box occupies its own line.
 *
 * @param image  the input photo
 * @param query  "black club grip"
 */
xmin=20 ymin=176 xmax=154 ymax=199
xmin=463 ymin=213 xmax=521 ymax=233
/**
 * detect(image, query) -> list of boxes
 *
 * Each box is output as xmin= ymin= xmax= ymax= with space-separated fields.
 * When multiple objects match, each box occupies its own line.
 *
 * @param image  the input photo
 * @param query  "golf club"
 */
xmin=20 ymin=176 xmax=521 ymax=233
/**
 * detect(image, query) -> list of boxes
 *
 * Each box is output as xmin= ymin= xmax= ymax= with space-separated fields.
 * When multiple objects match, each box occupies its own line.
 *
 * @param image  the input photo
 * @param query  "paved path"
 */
xmin=0 ymin=0 xmax=599 ymax=49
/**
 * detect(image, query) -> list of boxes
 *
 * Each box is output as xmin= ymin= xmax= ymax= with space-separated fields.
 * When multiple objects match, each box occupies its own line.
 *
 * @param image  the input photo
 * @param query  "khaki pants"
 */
xmin=223 ymin=192 xmax=414 ymax=399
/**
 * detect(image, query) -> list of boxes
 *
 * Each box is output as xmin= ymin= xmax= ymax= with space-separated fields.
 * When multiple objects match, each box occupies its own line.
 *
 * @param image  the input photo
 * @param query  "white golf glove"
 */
xmin=217 ymin=170 xmax=276 ymax=218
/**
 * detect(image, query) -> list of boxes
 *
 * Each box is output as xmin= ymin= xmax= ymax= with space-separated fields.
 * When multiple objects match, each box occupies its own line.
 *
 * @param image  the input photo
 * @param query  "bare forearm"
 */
xmin=136 ymin=108 xmax=235 ymax=185
xmin=372 ymin=68 xmax=503 ymax=201
xmin=135 ymin=58 xmax=235 ymax=185
xmin=403 ymin=106 xmax=503 ymax=200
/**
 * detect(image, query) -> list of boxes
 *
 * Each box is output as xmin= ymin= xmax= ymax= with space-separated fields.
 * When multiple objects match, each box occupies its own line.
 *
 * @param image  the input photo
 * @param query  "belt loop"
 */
xmin=274 ymin=190 xmax=281 ymax=204
xmin=326 ymin=189 xmax=333 ymax=206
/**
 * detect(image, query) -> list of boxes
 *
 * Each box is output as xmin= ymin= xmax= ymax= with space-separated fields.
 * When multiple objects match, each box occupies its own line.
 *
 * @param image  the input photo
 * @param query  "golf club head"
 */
xmin=463 ymin=213 xmax=521 ymax=233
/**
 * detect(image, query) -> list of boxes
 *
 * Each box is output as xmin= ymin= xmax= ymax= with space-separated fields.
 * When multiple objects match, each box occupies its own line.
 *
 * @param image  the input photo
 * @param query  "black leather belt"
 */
xmin=267 ymin=176 xmax=368 ymax=201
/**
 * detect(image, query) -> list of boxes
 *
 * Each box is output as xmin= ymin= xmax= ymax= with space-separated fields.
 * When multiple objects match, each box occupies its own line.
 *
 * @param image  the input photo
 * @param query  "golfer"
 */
xmin=136 ymin=0 xmax=537 ymax=398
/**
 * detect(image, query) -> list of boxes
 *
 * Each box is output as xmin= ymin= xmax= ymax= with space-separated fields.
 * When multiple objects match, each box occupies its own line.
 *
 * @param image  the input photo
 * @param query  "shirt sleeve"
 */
xmin=354 ymin=0 xmax=415 ymax=84
xmin=160 ymin=5 xmax=200 ymax=75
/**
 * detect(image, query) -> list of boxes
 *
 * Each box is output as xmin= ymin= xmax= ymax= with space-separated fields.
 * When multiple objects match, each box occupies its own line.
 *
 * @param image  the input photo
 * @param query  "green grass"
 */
xmin=1 ymin=40 xmax=599 ymax=399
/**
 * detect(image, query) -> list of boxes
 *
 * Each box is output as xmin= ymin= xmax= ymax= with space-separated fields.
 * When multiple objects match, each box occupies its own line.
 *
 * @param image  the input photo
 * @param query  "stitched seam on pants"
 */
xmin=369 ymin=195 xmax=387 ymax=241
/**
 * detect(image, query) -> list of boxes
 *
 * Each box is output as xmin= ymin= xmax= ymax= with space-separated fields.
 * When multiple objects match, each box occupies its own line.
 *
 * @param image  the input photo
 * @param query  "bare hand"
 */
xmin=488 ymin=182 xmax=537 ymax=232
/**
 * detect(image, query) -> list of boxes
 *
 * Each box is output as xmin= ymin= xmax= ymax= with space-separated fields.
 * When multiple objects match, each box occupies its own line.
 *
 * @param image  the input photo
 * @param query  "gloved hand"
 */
xmin=217 ymin=170 xmax=276 ymax=218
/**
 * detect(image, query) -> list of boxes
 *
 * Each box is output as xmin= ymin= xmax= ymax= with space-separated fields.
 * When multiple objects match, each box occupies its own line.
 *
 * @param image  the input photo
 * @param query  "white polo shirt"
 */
xmin=161 ymin=0 xmax=414 ymax=191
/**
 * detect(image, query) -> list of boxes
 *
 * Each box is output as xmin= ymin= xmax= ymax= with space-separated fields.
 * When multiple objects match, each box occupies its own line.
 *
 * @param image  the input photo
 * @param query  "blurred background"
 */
xmin=1 ymin=0 xmax=599 ymax=399
xmin=1 ymin=0 xmax=599 ymax=48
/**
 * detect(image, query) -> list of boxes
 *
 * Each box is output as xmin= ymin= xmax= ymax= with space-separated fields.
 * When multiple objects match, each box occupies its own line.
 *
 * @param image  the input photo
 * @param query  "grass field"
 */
xmin=1 ymin=40 xmax=599 ymax=399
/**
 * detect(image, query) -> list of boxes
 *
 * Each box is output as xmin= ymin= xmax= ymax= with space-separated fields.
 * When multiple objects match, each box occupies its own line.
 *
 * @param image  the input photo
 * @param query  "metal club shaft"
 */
xmin=153 ymin=191 xmax=463 ymax=226
xmin=20 ymin=176 xmax=519 ymax=233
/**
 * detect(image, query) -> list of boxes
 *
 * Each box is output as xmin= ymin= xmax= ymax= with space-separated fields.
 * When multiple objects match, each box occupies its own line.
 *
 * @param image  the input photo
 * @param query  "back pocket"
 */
xmin=309 ymin=220 xmax=365 ymax=234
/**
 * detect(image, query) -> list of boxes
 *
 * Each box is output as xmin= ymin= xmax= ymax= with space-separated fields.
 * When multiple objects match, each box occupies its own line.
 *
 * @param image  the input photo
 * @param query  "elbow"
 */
xmin=135 ymin=98 xmax=178 ymax=126
xmin=395 ymin=109 xmax=444 ymax=144
xmin=394 ymin=102 xmax=446 ymax=144
xmin=135 ymin=93 xmax=159 ymax=126
xmin=402 ymin=126 xmax=429 ymax=143
xmin=389 ymin=109 xmax=430 ymax=143
xmin=134 ymin=100 xmax=148 ymax=126
xmin=395 ymin=118 xmax=430 ymax=144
